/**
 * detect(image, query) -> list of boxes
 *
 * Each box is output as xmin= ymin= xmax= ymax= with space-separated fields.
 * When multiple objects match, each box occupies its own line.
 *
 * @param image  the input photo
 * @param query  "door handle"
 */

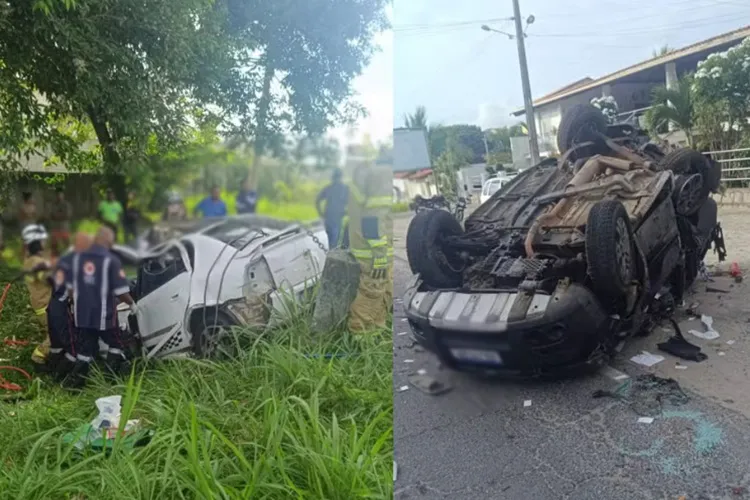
xmin=171 ymin=294 xmax=180 ymax=300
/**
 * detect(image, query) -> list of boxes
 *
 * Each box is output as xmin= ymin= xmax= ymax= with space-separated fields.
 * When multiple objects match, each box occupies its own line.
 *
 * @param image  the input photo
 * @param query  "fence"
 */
xmin=704 ymin=147 xmax=750 ymax=205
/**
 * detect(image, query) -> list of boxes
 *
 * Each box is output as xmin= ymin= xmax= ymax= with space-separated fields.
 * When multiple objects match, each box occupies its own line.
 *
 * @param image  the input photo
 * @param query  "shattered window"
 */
xmin=201 ymin=220 xmax=270 ymax=249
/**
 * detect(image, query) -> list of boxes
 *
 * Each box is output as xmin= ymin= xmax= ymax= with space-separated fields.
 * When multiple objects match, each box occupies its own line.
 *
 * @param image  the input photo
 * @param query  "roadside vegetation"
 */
xmin=0 ymin=263 xmax=393 ymax=499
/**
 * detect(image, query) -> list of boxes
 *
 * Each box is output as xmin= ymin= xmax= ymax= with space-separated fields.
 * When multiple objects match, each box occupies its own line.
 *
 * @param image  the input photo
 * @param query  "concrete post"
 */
xmin=665 ymin=62 xmax=678 ymax=132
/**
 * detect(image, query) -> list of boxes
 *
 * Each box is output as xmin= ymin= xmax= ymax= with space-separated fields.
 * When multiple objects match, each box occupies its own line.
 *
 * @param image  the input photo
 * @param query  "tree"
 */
xmin=692 ymin=38 xmax=750 ymax=148
xmin=404 ymin=106 xmax=428 ymax=129
xmin=644 ymin=77 xmax=695 ymax=146
xmin=428 ymin=124 xmax=485 ymax=164
xmin=652 ymin=45 xmax=674 ymax=58
xmin=0 ymin=0 xmax=388 ymax=202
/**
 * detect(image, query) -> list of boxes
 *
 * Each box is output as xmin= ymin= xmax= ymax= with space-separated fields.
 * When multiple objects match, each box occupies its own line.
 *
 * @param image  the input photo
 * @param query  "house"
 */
xmin=511 ymin=25 xmax=750 ymax=154
xmin=392 ymin=127 xmax=438 ymax=202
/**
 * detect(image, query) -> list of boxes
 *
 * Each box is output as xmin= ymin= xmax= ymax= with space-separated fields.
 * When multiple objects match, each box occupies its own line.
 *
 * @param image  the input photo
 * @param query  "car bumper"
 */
xmin=402 ymin=277 xmax=613 ymax=377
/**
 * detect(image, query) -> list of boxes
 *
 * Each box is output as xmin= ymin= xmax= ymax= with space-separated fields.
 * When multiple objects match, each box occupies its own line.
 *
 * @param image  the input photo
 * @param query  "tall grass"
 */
xmin=0 ymin=265 xmax=393 ymax=499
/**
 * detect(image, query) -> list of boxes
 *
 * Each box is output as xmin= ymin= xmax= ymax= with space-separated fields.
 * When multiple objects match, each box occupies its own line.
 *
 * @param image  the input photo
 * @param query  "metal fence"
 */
xmin=703 ymin=147 xmax=750 ymax=187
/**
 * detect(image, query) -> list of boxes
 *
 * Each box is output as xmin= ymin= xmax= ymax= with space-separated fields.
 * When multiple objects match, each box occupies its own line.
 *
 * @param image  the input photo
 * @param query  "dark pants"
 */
xmin=103 ymin=221 xmax=119 ymax=241
xmin=123 ymin=219 xmax=138 ymax=242
xmin=75 ymin=328 xmax=126 ymax=363
xmin=325 ymin=218 xmax=342 ymax=249
xmin=47 ymin=299 xmax=75 ymax=354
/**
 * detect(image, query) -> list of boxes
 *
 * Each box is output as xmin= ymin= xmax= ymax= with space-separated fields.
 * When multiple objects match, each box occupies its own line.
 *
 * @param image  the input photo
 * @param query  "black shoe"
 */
xmin=104 ymin=353 xmax=132 ymax=379
xmin=61 ymin=361 xmax=90 ymax=390
xmin=46 ymin=352 xmax=64 ymax=374
xmin=54 ymin=355 xmax=76 ymax=382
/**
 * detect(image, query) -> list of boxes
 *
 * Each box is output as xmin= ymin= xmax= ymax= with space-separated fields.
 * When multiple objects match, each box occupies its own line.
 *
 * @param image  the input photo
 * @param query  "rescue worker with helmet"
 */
xmin=63 ymin=226 xmax=137 ymax=389
xmin=47 ymin=231 xmax=93 ymax=379
xmin=21 ymin=224 xmax=53 ymax=368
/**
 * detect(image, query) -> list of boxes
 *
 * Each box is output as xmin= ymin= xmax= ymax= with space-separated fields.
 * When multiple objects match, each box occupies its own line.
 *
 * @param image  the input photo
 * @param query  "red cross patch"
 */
xmin=83 ymin=261 xmax=96 ymax=276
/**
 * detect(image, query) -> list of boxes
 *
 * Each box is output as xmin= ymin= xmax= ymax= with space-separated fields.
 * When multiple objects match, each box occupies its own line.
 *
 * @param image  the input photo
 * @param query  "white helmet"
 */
xmin=22 ymin=224 xmax=48 ymax=245
xmin=167 ymin=191 xmax=183 ymax=204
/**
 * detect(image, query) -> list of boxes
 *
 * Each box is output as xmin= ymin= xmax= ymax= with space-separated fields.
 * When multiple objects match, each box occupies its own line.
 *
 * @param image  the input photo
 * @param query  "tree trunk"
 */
xmin=87 ymin=106 xmax=127 ymax=205
xmin=250 ymin=58 xmax=275 ymax=189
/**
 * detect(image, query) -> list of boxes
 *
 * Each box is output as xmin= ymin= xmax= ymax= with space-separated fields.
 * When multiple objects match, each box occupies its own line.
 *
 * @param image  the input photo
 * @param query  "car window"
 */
xmin=488 ymin=180 xmax=503 ymax=196
xmin=136 ymin=245 xmax=189 ymax=299
xmin=201 ymin=219 xmax=269 ymax=249
xmin=483 ymin=179 xmax=501 ymax=196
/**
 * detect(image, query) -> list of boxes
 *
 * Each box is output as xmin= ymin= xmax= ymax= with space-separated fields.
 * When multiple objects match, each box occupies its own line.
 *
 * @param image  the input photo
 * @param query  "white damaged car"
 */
xmin=117 ymin=216 xmax=328 ymax=359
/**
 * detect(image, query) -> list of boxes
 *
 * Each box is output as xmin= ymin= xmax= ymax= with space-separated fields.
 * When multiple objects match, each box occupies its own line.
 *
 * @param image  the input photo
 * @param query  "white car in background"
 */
xmin=117 ymin=216 xmax=328 ymax=359
xmin=480 ymin=177 xmax=510 ymax=204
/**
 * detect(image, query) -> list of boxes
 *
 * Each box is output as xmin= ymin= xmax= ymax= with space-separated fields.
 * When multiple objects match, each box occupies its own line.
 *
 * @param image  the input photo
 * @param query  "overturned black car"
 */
xmin=403 ymin=104 xmax=727 ymax=377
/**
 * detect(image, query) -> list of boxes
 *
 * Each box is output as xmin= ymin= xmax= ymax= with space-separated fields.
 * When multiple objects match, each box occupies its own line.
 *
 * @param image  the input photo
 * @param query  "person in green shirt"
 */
xmin=98 ymin=189 xmax=123 ymax=239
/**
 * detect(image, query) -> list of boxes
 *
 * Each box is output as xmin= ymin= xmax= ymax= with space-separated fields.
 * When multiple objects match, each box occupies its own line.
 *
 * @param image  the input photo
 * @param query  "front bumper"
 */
xmin=403 ymin=277 xmax=612 ymax=376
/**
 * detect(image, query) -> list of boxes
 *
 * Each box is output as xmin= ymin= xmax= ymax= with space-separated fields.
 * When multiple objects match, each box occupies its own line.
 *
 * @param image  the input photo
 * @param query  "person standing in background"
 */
xmin=193 ymin=186 xmax=228 ymax=218
xmin=98 ymin=189 xmax=123 ymax=239
xmin=236 ymin=178 xmax=258 ymax=214
xmin=48 ymin=188 xmax=73 ymax=258
xmin=123 ymin=191 xmax=141 ymax=242
xmin=315 ymin=168 xmax=349 ymax=248
xmin=19 ymin=192 xmax=37 ymax=230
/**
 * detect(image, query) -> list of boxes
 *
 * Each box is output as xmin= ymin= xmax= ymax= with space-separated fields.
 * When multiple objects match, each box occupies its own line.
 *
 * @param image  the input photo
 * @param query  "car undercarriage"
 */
xmin=403 ymin=104 xmax=727 ymax=377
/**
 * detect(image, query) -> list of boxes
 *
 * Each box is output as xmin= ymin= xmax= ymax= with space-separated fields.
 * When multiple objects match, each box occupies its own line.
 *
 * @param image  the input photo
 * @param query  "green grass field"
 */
xmin=0 ymin=264 xmax=393 ymax=499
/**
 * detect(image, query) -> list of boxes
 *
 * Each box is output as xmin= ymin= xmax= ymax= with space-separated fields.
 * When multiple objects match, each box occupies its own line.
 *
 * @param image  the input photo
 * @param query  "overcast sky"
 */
xmin=391 ymin=0 xmax=750 ymax=131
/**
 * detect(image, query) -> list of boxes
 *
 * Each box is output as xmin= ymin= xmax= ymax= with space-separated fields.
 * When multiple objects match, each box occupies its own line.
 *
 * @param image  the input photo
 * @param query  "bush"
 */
xmin=392 ymin=202 xmax=409 ymax=213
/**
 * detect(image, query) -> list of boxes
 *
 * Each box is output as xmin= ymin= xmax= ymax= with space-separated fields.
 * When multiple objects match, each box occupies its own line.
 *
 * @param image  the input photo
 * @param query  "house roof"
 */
xmin=512 ymin=25 xmax=750 ymax=116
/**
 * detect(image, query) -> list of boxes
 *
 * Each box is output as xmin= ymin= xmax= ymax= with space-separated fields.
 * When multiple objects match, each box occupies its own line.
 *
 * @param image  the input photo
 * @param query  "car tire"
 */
xmin=672 ymin=174 xmax=705 ymax=216
xmin=557 ymin=104 xmax=608 ymax=155
xmin=586 ymin=200 xmax=635 ymax=298
xmin=406 ymin=209 xmax=464 ymax=289
xmin=660 ymin=148 xmax=712 ymax=199
xmin=192 ymin=309 xmax=241 ymax=359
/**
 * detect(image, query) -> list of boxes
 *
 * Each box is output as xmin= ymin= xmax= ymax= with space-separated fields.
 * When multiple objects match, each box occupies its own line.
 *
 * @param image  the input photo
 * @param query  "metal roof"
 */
xmin=512 ymin=25 xmax=750 ymax=116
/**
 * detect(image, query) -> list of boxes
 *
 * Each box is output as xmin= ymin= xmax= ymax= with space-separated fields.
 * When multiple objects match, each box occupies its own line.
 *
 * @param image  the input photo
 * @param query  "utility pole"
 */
xmin=511 ymin=0 xmax=540 ymax=165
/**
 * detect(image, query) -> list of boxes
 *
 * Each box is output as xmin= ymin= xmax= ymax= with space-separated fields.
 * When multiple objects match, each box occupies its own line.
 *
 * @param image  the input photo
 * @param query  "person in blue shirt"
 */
xmin=194 ymin=186 xmax=228 ymax=218
xmin=235 ymin=178 xmax=258 ymax=214
xmin=46 ymin=231 xmax=92 ymax=380
xmin=63 ymin=226 xmax=136 ymax=389
xmin=316 ymin=168 xmax=349 ymax=248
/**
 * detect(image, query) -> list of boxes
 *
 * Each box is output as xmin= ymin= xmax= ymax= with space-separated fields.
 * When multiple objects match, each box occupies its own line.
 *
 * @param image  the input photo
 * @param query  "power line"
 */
xmin=394 ymin=17 xmax=513 ymax=32
xmin=528 ymin=12 xmax=750 ymax=39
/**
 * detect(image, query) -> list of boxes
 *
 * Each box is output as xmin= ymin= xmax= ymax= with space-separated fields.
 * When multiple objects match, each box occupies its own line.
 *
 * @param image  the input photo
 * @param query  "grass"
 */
xmin=0 ymin=264 xmax=393 ymax=499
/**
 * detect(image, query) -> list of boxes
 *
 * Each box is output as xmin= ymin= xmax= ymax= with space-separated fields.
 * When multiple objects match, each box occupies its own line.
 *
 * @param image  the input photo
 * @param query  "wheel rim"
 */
xmin=201 ymin=324 xmax=237 ymax=359
xmin=676 ymin=174 xmax=704 ymax=215
xmin=614 ymin=218 xmax=632 ymax=284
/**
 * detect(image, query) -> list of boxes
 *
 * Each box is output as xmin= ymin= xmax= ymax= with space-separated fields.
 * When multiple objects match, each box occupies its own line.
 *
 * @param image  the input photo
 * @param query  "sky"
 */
xmin=330 ymin=5 xmax=394 ymax=147
xmin=392 ymin=0 xmax=750 ymax=130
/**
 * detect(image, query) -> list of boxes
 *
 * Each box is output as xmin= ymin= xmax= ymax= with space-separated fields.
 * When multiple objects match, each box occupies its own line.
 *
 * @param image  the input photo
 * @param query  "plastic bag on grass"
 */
xmin=62 ymin=395 xmax=152 ymax=451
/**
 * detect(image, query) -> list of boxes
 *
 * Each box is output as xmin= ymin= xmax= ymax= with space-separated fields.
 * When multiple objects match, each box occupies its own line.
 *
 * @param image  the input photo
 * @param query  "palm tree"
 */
xmin=652 ymin=45 xmax=673 ymax=58
xmin=404 ymin=106 xmax=428 ymax=129
xmin=644 ymin=77 xmax=694 ymax=147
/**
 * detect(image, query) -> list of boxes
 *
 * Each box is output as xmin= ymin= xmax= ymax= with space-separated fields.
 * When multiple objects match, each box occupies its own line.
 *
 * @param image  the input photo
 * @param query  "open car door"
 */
xmin=132 ymin=242 xmax=193 ymax=358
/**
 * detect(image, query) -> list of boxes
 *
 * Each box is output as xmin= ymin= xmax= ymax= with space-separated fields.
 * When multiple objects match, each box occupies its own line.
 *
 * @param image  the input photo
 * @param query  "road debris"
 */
xmin=523 ymin=400 xmax=532 ymax=407
xmin=398 ymin=385 xmax=409 ymax=392
xmin=658 ymin=319 xmax=707 ymax=362
xmin=592 ymin=374 xmax=689 ymax=416
xmin=718 ymin=351 xmax=726 ymax=356
xmin=675 ymin=363 xmax=687 ymax=370
xmin=417 ymin=368 xmax=427 ymax=375
xmin=637 ymin=416 xmax=654 ymax=424
xmin=630 ymin=351 xmax=665 ymax=367
xmin=727 ymin=340 xmax=736 ymax=345
xmin=706 ymin=286 xmax=730 ymax=293
xmin=404 ymin=359 xmax=414 ymax=363
xmin=393 ymin=461 xmax=398 ymax=482
xmin=408 ymin=374 xmax=452 ymax=395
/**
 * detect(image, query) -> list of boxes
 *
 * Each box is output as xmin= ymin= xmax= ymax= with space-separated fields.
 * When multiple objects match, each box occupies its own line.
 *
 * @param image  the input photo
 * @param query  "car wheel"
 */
xmin=660 ymin=148 xmax=712 ymax=199
xmin=673 ymin=174 xmax=705 ymax=216
xmin=406 ymin=209 xmax=464 ymax=289
xmin=192 ymin=310 xmax=242 ymax=360
xmin=557 ymin=104 xmax=608 ymax=156
xmin=586 ymin=200 xmax=636 ymax=298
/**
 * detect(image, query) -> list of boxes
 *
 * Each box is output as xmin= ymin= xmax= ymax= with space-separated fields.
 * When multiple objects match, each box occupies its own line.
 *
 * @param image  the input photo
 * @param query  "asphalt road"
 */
xmin=393 ymin=214 xmax=750 ymax=500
